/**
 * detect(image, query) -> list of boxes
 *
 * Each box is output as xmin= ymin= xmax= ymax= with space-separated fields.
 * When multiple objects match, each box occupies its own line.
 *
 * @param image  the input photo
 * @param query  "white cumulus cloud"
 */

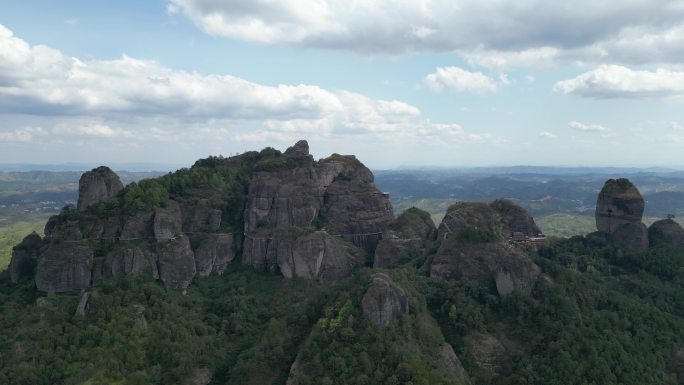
xmin=538 ymin=131 xmax=557 ymax=139
xmin=424 ymin=67 xmax=497 ymax=94
xmin=569 ymin=121 xmax=608 ymax=132
xmin=554 ymin=65 xmax=684 ymax=98
xmin=167 ymin=0 xmax=684 ymax=67
xmin=0 ymin=23 xmax=439 ymax=142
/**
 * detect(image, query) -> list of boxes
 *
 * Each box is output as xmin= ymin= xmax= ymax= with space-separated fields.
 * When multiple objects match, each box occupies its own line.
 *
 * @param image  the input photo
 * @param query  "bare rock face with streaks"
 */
xmin=77 ymin=166 xmax=124 ymax=210
xmin=157 ymin=235 xmax=196 ymax=289
xmin=194 ymin=234 xmax=237 ymax=276
xmin=595 ymin=178 xmax=645 ymax=233
xmin=242 ymin=143 xmax=392 ymax=281
xmin=361 ymin=273 xmax=409 ymax=327
xmin=592 ymin=178 xmax=648 ymax=252
xmin=35 ymin=243 xmax=93 ymax=292
xmin=430 ymin=200 xmax=541 ymax=296
xmin=102 ymin=246 xmax=159 ymax=280
xmin=9 ymin=232 xmax=43 ymax=283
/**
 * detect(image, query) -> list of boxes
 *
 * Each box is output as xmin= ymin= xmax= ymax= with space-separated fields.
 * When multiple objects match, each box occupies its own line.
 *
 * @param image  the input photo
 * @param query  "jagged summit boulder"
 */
xmin=431 ymin=200 xmax=541 ymax=296
xmin=374 ymin=207 xmax=436 ymax=268
xmin=77 ymin=166 xmax=124 ymax=210
xmin=592 ymin=178 xmax=648 ymax=252
xmin=648 ymin=218 xmax=684 ymax=248
xmin=595 ymin=178 xmax=644 ymax=234
xmin=284 ymin=139 xmax=310 ymax=157
xmin=361 ymin=273 xmax=409 ymax=327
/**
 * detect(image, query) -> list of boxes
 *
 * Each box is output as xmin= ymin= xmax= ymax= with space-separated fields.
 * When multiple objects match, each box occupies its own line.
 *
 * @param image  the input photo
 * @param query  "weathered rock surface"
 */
xmin=437 ymin=343 xmax=471 ymax=384
xmin=35 ymin=243 xmax=93 ymax=292
xmin=242 ymin=143 xmax=391 ymax=280
xmin=154 ymin=200 xmax=182 ymax=241
xmin=194 ymin=234 xmax=236 ymax=276
xmin=431 ymin=200 xmax=541 ymax=296
xmin=77 ymin=166 xmax=124 ymax=210
xmin=648 ymin=219 xmax=684 ymax=248
xmin=431 ymin=239 xmax=540 ymax=295
xmin=590 ymin=178 xmax=649 ymax=251
xmin=103 ymin=246 xmax=159 ymax=279
xmin=361 ymin=273 xmax=409 ymax=327
xmin=595 ymin=178 xmax=645 ymax=234
xmin=284 ymin=139 xmax=310 ymax=157
xmin=15 ymin=139 xmax=395 ymax=291
xmin=465 ymin=333 xmax=511 ymax=381
xmin=44 ymin=206 xmax=83 ymax=241
xmin=277 ymin=231 xmax=365 ymax=280
xmin=9 ymin=232 xmax=42 ymax=283
xmin=75 ymin=292 xmax=90 ymax=316
xmin=374 ymin=207 xmax=436 ymax=268
xmin=121 ymin=212 xmax=154 ymax=240
xmin=157 ymin=236 xmax=196 ymax=289
xmin=612 ymin=222 xmax=649 ymax=252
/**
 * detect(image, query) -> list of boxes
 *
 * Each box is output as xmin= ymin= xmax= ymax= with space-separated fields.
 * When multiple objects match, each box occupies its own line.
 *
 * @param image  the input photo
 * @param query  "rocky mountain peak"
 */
xmin=592 ymin=178 xmax=648 ymax=252
xmin=77 ymin=166 xmax=124 ymax=210
xmin=595 ymin=178 xmax=644 ymax=234
xmin=284 ymin=139 xmax=310 ymax=157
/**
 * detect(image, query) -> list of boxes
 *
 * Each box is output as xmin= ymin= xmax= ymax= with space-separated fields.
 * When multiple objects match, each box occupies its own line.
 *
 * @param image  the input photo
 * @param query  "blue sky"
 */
xmin=1 ymin=0 xmax=684 ymax=169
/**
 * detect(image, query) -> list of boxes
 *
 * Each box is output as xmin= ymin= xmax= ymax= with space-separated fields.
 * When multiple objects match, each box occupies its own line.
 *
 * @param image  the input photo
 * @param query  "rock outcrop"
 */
xmin=35 ymin=243 xmax=93 ymax=292
xmin=9 ymin=232 xmax=42 ymax=283
xmin=361 ymin=273 xmax=409 ymax=327
xmin=77 ymin=166 xmax=124 ymax=210
xmin=242 ymin=144 xmax=392 ymax=281
xmin=157 ymin=236 xmax=196 ymax=289
xmin=153 ymin=201 xmax=182 ymax=241
xmin=592 ymin=178 xmax=648 ymax=252
xmin=374 ymin=207 xmax=436 ymax=268
xmin=612 ymin=222 xmax=649 ymax=253
xmin=465 ymin=333 xmax=511 ymax=381
xmin=102 ymin=246 xmax=159 ymax=280
xmin=10 ymin=140 xmax=395 ymax=292
xmin=596 ymin=178 xmax=645 ymax=233
xmin=194 ymin=234 xmax=236 ymax=276
xmin=648 ymin=218 xmax=684 ymax=248
xmin=437 ymin=343 xmax=471 ymax=384
xmin=431 ymin=200 xmax=541 ymax=296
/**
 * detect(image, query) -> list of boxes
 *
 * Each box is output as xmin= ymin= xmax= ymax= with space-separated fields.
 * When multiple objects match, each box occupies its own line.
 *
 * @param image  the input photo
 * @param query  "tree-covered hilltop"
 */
xmin=4 ymin=141 xmax=684 ymax=384
xmin=4 ymin=234 xmax=684 ymax=384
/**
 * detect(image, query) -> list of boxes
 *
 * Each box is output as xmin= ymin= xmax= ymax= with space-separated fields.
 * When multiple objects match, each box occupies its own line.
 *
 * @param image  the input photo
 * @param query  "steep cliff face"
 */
xmin=595 ymin=178 xmax=645 ymax=233
xmin=77 ymin=166 xmax=124 ymax=210
xmin=9 ymin=232 xmax=42 ymax=284
xmin=430 ymin=200 xmax=541 ymax=296
xmin=592 ymin=178 xmax=648 ymax=252
xmin=242 ymin=143 xmax=392 ymax=280
xmin=35 ymin=243 xmax=93 ymax=292
xmin=11 ymin=140 xmax=393 ymax=292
